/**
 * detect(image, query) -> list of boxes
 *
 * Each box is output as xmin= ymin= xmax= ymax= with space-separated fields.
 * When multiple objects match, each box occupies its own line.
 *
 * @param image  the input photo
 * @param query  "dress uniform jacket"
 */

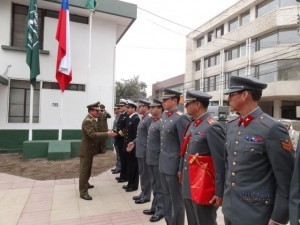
xmin=289 ymin=138 xmax=300 ymax=225
xmin=97 ymin=111 xmax=111 ymax=132
xmin=222 ymin=107 xmax=294 ymax=225
xmin=114 ymin=111 xmax=128 ymax=148
xmin=79 ymin=114 xmax=108 ymax=156
xmin=134 ymin=112 xmax=152 ymax=158
xmin=146 ymin=116 xmax=162 ymax=166
xmin=159 ymin=109 xmax=190 ymax=175
xmin=182 ymin=112 xmax=225 ymax=200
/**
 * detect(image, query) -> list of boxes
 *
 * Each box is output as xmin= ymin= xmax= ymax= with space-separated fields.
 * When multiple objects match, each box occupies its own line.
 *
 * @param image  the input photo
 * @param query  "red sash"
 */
xmin=188 ymin=154 xmax=215 ymax=205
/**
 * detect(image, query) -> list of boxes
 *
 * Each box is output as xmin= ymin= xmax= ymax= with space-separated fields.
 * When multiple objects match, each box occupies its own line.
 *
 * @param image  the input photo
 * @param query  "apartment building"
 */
xmin=185 ymin=0 xmax=300 ymax=119
xmin=0 ymin=0 xmax=136 ymax=151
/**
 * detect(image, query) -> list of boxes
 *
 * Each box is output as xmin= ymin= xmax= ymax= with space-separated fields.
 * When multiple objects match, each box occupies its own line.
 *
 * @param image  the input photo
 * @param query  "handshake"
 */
xmin=107 ymin=130 xmax=117 ymax=137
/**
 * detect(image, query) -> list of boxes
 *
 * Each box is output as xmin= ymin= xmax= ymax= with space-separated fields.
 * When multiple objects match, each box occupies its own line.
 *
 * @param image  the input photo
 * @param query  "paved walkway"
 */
xmin=0 ymin=170 xmax=225 ymax=225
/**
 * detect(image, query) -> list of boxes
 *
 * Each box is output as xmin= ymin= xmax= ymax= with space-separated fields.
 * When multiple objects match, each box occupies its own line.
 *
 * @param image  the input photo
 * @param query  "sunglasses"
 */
xmin=229 ymin=91 xmax=244 ymax=97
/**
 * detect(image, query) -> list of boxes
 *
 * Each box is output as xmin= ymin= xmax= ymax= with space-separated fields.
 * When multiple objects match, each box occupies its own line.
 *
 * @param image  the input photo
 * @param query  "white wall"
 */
xmin=0 ymin=0 xmax=117 ymax=130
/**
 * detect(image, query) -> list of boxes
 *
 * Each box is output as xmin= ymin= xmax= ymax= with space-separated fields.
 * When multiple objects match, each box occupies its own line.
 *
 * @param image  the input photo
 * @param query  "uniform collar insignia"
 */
xmin=193 ymin=118 xmax=203 ymax=127
xmin=238 ymin=115 xmax=254 ymax=127
xmin=166 ymin=111 xmax=173 ymax=117
xmin=153 ymin=117 xmax=159 ymax=122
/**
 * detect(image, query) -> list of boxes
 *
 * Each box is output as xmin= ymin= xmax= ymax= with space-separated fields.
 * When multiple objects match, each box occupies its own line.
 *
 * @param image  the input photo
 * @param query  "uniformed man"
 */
xmin=111 ymin=105 xmax=121 ymax=174
xmin=128 ymin=99 xmax=153 ymax=204
xmin=143 ymin=99 xmax=165 ymax=222
xmin=180 ymin=90 xmax=225 ymax=225
xmin=222 ymin=76 xmax=294 ymax=225
xmin=79 ymin=102 xmax=110 ymax=200
xmin=159 ymin=88 xmax=190 ymax=225
xmin=114 ymin=99 xmax=129 ymax=183
xmin=289 ymin=138 xmax=300 ymax=225
xmin=123 ymin=100 xmax=140 ymax=192
xmin=97 ymin=104 xmax=111 ymax=154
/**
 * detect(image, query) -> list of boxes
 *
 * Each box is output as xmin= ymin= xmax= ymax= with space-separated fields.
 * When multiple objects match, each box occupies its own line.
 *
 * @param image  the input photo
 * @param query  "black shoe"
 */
xmin=112 ymin=170 xmax=120 ymax=174
xmin=80 ymin=194 xmax=92 ymax=200
xmin=143 ymin=209 xmax=155 ymax=215
xmin=111 ymin=168 xmax=116 ymax=172
xmin=150 ymin=215 xmax=164 ymax=222
xmin=117 ymin=179 xmax=128 ymax=183
xmin=132 ymin=195 xmax=141 ymax=201
xmin=122 ymin=185 xmax=128 ymax=189
xmin=135 ymin=198 xmax=150 ymax=204
xmin=88 ymin=184 xmax=94 ymax=189
xmin=125 ymin=187 xmax=138 ymax=192
xmin=115 ymin=177 xmax=120 ymax=180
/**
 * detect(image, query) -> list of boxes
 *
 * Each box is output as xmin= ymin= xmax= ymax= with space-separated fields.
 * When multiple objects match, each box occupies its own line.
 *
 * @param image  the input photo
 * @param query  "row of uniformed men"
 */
xmin=80 ymin=75 xmax=300 ymax=225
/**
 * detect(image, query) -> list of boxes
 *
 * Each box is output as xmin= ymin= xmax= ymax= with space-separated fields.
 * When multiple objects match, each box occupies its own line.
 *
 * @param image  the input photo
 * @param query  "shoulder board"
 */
xmin=160 ymin=118 xmax=163 ymax=121
xmin=148 ymin=113 xmax=152 ymax=117
xmin=259 ymin=114 xmax=276 ymax=128
xmin=206 ymin=118 xmax=216 ymax=124
xmin=176 ymin=111 xmax=183 ymax=115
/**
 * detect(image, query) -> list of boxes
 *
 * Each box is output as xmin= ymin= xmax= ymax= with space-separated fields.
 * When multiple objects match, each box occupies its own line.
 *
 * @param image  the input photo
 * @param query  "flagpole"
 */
xmin=28 ymin=85 xmax=34 ymax=140
xmin=58 ymin=92 xmax=64 ymax=140
xmin=87 ymin=10 xmax=93 ymax=102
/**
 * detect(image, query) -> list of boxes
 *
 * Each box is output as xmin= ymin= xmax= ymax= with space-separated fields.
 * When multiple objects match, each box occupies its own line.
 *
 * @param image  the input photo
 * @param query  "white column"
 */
xmin=273 ymin=99 xmax=282 ymax=119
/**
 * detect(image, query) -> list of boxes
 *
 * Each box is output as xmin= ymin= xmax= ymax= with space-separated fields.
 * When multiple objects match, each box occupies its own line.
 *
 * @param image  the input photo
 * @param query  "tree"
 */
xmin=115 ymin=76 xmax=147 ymax=103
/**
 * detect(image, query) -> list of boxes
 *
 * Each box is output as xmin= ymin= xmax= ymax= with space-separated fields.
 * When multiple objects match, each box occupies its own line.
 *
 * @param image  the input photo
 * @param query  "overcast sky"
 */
xmin=115 ymin=0 xmax=239 ymax=96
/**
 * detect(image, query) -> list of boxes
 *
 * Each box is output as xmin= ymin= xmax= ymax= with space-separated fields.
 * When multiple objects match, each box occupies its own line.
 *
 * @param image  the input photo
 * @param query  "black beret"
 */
xmin=224 ymin=76 xmax=267 ymax=94
xmin=161 ymin=88 xmax=182 ymax=100
xmin=150 ymin=98 xmax=163 ymax=107
xmin=184 ymin=90 xmax=212 ymax=103
xmin=87 ymin=101 xmax=101 ymax=110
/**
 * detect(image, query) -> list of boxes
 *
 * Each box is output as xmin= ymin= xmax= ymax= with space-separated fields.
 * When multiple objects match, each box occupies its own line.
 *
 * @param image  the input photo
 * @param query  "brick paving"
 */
xmin=0 ymin=171 xmax=226 ymax=225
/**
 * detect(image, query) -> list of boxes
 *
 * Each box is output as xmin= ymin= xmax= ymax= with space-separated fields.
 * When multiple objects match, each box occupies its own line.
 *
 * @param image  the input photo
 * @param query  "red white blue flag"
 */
xmin=56 ymin=0 xmax=72 ymax=92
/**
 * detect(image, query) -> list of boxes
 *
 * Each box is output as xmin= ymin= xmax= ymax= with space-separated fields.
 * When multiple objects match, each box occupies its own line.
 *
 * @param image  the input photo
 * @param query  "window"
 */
xmin=43 ymin=82 xmax=85 ymax=91
xmin=255 ymin=61 xmax=277 ymax=83
xmin=229 ymin=17 xmax=238 ymax=32
xmin=216 ymin=25 xmax=224 ymax=38
xmin=278 ymin=29 xmax=300 ymax=44
xmin=280 ymin=0 xmax=296 ymax=7
xmin=11 ymin=3 xmax=88 ymax=49
xmin=9 ymin=80 xmax=40 ymax=123
xmin=195 ymin=60 xmax=201 ymax=71
xmin=225 ymin=43 xmax=246 ymax=61
xmin=208 ymin=30 xmax=215 ymax=42
xmin=195 ymin=80 xmax=200 ymax=90
xmin=256 ymin=0 xmax=277 ymax=17
xmin=256 ymin=32 xmax=277 ymax=51
xmin=240 ymin=10 xmax=250 ymax=26
xmin=240 ymin=43 xmax=246 ymax=57
xmin=204 ymin=53 xmax=220 ymax=68
xmin=197 ymin=36 xmax=205 ymax=48
xmin=204 ymin=75 xmax=219 ymax=92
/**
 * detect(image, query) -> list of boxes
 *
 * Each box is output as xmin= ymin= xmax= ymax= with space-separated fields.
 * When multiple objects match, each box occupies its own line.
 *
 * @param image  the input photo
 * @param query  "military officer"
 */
xmin=222 ymin=76 xmax=294 ymax=225
xmin=289 ymin=138 xmax=300 ymax=225
xmin=159 ymin=88 xmax=190 ymax=225
xmin=97 ymin=104 xmax=111 ymax=154
xmin=114 ymin=99 xmax=129 ymax=183
xmin=111 ymin=105 xmax=121 ymax=174
xmin=79 ymin=102 xmax=110 ymax=200
xmin=181 ymin=90 xmax=225 ymax=225
xmin=123 ymin=100 xmax=140 ymax=192
xmin=128 ymin=99 xmax=153 ymax=204
xmin=143 ymin=99 xmax=165 ymax=222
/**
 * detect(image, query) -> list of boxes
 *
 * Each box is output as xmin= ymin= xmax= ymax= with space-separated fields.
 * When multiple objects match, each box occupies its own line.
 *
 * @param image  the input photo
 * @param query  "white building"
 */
xmin=0 ymin=0 xmax=136 ymax=151
xmin=185 ymin=0 xmax=300 ymax=119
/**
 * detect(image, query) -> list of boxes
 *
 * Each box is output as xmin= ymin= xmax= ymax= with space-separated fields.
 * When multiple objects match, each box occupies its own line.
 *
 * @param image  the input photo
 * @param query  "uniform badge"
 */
xmin=245 ymin=136 xmax=263 ymax=142
xmin=194 ymin=131 xmax=205 ymax=135
xmin=280 ymin=139 xmax=293 ymax=152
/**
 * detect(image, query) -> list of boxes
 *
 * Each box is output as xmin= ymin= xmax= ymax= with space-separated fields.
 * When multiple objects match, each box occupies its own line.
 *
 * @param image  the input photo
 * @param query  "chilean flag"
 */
xmin=56 ymin=0 xmax=72 ymax=92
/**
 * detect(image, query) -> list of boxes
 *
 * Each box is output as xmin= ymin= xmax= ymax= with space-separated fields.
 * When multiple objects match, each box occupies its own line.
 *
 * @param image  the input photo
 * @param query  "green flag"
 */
xmin=85 ymin=0 xmax=97 ymax=11
xmin=26 ymin=0 xmax=40 ymax=87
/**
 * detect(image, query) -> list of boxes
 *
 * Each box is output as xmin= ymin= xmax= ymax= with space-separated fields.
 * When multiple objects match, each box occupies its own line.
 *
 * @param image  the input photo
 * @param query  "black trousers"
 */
xmin=126 ymin=149 xmax=139 ymax=189
xmin=115 ymin=139 xmax=128 ymax=180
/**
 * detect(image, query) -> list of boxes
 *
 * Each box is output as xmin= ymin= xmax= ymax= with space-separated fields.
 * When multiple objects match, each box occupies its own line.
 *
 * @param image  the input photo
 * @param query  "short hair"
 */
xmin=171 ymin=96 xmax=180 ymax=105
xmin=247 ymin=90 xmax=262 ymax=101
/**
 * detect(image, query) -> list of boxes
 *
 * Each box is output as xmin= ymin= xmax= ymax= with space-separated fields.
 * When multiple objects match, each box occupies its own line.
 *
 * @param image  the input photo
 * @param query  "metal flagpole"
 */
xmin=86 ymin=11 xmax=93 ymax=103
xmin=29 ymin=85 xmax=34 ymax=140
xmin=58 ymin=93 xmax=64 ymax=140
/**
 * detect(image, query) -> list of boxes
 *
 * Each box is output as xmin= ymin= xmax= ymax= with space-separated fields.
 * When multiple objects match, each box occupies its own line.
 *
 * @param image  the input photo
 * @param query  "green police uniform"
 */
xmin=79 ymin=102 xmax=108 ymax=199
xmin=97 ymin=104 xmax=111 ymax=153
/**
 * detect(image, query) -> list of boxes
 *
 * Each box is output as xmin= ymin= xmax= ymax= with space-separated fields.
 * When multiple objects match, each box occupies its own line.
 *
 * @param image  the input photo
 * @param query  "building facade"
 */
xmin=0 ymin=0 xmax=136 ymax=151
xmin=185 ymin=0 xmax=300 ymax=119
